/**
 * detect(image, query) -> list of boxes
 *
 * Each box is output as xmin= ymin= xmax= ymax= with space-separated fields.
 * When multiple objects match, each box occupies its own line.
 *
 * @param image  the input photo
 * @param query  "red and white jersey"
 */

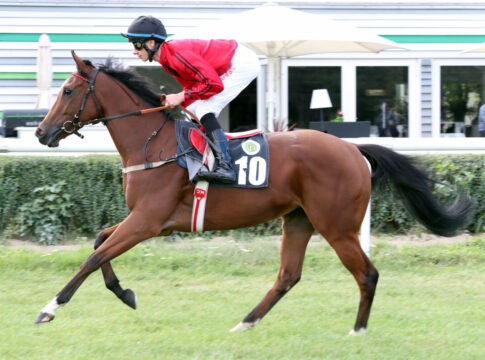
xmin=159 ymin=39 xmax=238 ymax=107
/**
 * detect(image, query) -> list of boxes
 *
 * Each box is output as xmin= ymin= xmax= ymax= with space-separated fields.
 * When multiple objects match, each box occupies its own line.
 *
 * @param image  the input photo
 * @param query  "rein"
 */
xmin=65 ymin=68 xmax=200 ymax=173
xmin=64 ymin=71 xmax=201 ymax=138
xmin=63 ymin=70 xmax=175 ymax=138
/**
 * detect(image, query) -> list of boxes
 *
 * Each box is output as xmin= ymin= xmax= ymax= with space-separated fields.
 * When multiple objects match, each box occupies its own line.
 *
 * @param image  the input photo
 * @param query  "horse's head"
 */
xmin=36 ymin=51 xmax=104 ymax=147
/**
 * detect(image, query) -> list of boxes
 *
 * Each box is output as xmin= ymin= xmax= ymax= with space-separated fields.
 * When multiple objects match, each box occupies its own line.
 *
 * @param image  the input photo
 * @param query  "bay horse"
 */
xmin=34 ymin=51 xmax=472 ymax=334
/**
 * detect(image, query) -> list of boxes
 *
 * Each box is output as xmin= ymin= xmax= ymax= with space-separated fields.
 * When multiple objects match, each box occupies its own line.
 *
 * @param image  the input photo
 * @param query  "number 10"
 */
xmin=234 ymin=156 xmax=267 ymax=186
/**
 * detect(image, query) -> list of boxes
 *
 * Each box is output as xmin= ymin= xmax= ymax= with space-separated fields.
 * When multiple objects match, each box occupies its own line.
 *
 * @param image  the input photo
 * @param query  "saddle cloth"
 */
xmin=175 ymin=120 xmax=269 ymax=188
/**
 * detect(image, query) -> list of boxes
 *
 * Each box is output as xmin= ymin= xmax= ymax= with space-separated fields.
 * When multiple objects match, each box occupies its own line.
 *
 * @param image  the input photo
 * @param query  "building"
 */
xmin=2 ymin=0 xmax=485 ymax=139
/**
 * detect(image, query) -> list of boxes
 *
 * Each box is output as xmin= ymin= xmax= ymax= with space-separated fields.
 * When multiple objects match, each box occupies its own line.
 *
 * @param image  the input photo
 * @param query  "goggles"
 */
xmin=132 ymin=41 xmax=145 ymax=50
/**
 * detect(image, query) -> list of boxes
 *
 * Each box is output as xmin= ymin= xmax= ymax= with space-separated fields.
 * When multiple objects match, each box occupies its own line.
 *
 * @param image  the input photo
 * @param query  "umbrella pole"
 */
xmin=275 ymin=57 xmax=282 ymax=130
xmin=36 ymin=33 xmax=52 ymax=109
xmin=266 ymin=57 xmax=276 ymax=132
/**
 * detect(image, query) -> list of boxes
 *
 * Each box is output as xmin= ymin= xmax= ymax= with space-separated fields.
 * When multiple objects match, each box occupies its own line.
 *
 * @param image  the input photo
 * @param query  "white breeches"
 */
xmin=187 ymin=44 xmax=261 ymax=119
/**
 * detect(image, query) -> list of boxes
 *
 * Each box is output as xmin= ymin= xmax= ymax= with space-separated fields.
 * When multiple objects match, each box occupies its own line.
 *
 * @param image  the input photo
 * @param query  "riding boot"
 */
xmin=195 ymin=128 xmax=236 ymax=184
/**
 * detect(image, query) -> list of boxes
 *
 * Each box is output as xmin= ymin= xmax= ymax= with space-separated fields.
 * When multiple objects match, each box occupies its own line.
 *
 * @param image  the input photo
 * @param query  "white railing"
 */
xmin=0 ymin=126 xmax=117 ymax=153
xmin=2 ymin=127 xmax=484 ymax=154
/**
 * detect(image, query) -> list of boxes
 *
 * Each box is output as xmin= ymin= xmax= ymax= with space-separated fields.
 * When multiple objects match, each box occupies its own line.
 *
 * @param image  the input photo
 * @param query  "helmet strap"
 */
xmin=144 ymin=41 xmax=162 ymax=62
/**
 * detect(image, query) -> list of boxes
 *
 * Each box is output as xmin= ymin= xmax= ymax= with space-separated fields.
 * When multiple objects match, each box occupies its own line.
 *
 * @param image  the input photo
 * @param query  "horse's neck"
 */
xmin=105 ymin=113 xmax=176 ymax=168
xmin=98 ymin=78 xmax=176 ymax=167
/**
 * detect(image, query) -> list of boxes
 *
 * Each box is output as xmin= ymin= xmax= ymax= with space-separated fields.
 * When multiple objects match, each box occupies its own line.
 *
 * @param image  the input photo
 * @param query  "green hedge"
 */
xmin=0 ymin=156 xmax=128 ymax=242
xmin=371 ymin=154 xmax=484 ymax=234
xmin=0 ymin=154 xmax=483 ymax=243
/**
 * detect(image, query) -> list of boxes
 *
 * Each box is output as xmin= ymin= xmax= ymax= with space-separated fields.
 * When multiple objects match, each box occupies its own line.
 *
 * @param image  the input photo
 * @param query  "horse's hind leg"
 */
xmin=326 ymin=232 xmax=379 ymax=335
xmin=231 ymin=207 xmax=314 ymax=332
xmin=95 ymin=224 xmax=137 ymax=309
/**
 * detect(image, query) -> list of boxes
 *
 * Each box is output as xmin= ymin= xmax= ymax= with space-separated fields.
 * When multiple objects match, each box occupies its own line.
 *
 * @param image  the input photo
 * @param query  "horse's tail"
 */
xmin=357 ymin=144 xmax=473 ymax=237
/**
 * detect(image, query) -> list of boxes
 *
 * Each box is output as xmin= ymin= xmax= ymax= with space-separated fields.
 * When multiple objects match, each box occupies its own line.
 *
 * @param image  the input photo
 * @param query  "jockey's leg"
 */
xmin=195 ymin=113 xmax=236 ymax=184
xmin=189 ymin=44 xmax=260 ymax=184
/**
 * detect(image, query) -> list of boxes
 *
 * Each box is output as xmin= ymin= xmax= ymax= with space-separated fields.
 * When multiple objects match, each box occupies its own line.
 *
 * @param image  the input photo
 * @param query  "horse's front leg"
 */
xmin=34 ymin=211 xmax=161 ymax=324
xmin=94 ymin=224 xmax=137 ymax=309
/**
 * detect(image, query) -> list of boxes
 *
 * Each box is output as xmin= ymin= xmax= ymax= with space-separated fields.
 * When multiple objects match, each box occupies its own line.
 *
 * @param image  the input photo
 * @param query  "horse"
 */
xmin=34 ymin=51 xmax=472 ymax=334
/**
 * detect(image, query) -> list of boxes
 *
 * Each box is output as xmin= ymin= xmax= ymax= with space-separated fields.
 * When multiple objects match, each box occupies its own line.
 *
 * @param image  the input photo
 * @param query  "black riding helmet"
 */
xmin=121 ymin=16 xmax=167 ymax=62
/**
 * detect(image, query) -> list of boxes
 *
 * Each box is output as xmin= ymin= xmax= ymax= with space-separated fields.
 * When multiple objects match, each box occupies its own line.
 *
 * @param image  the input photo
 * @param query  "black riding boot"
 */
xmin=195 ymin=128 xmax=236 ymax=183
xmin=194 ymin=114 xmax=236 ymax=184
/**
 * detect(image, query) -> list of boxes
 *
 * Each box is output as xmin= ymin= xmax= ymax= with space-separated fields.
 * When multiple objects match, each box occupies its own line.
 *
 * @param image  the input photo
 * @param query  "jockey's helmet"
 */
xmin=121 ymin=16 xmax=167 ymax=43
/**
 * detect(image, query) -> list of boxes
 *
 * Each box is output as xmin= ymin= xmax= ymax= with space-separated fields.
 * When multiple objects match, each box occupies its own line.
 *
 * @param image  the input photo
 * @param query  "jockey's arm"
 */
xmin=162 ymin=91 xmax=185 ymax=107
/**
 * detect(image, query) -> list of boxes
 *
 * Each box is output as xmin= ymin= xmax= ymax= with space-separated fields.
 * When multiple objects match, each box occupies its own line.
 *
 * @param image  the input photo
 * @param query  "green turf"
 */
xmin=0 ymin=235 xmax=484 ymax=360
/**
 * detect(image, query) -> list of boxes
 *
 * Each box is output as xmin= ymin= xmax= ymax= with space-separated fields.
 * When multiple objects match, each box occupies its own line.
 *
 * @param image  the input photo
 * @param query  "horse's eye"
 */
xmin=63 ymin=88 xmax=72 ymax=96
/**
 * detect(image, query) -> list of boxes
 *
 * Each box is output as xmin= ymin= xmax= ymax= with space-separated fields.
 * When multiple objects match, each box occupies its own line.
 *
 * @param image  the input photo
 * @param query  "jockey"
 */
xmin=122 ymin=15 xmax=261 ymax=184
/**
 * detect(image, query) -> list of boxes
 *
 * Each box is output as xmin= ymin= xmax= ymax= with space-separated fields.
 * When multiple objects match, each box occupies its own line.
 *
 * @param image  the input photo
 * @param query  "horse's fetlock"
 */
xmin=106 ymin=278 xmax=120 ymax=291
xmin=56 ymin=294 xmax=69 ymax=305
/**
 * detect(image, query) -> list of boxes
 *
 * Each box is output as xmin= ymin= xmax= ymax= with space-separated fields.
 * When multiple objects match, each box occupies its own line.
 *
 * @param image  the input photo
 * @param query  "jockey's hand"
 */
xmin=162 ymin=92 xmax=185 ymax=108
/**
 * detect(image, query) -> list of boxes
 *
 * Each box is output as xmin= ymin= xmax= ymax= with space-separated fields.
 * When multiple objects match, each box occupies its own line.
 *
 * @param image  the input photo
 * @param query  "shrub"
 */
xmin=371 ymin=154 xmax=484 ymax=234
xmin=17 ymin=181 xmax=74 ymax=244
xmin=0 ymin=153 xmax=483 ymax=243
xmin=0 ymin=155 xmax=128 ymax=242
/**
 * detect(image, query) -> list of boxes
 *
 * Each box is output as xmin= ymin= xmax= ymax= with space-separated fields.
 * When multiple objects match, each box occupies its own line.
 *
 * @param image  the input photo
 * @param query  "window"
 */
xmin=229 ymin=80 xmax=257 ymax=131
xmin=135 ymin=66 xmax=182 ymax=94
xmin=288 ymin=67 xmax=341 ymax=129
xmin=134 ymin=67 xmax=257 ymax=131
xmin=357 ymin=66 xmax=408 ymax=137
xmin=440 ymin=66 xmax=485 ymax=137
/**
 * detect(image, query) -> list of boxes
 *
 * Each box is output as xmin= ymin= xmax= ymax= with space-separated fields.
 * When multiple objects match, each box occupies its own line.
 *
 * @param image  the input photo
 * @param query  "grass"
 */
xmin=0 ymin=234 xmax=484 ymax=360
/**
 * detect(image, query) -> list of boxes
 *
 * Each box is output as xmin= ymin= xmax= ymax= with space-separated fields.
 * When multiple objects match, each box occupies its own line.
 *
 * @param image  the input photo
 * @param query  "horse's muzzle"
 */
xmin=35 ymin=126 xmax=62 ymax=147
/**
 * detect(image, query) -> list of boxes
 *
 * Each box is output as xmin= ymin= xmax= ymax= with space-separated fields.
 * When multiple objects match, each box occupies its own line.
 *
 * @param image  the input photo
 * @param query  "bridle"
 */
xmin=59 ymin=67 xmax=203 ymax=172
xmin=61 ymin=67 xmax=199 ymax=139
xmin=62 ymin=69 xmax=105 ymax=138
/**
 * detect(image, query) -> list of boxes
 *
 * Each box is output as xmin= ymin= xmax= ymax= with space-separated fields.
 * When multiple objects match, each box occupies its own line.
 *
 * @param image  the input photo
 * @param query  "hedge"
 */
xmin=0 ymin=154 xmax=483 ymax=243
xmin=371 ymin=154 xmax=484 ymax=234
xmin=0 ymin=156 xmax=128 ymax=243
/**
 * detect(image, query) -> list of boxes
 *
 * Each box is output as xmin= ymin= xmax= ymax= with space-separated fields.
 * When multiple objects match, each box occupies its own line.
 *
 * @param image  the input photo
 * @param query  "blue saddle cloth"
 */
xmin=175 ymin=120 xmax=269 ymax=188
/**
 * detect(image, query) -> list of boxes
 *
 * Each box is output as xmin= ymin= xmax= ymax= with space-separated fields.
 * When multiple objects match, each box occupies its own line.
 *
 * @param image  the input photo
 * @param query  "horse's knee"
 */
xmin=94 ymin=224 xmax=120 ymax=249
xmin=94 ymin=232 xmax=109 ymax=250
xmin=83 ymin=252 xmax=105 ymax=272
xmin=276 ymin=271 xmax=301 ymax=293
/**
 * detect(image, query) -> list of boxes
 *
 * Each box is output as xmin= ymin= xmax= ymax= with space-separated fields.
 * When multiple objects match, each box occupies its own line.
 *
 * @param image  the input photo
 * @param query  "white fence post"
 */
xmin=360 ymin=156 xmax=373 ymax=257
xmin=360 ymin=199 xmax=371 ymax=257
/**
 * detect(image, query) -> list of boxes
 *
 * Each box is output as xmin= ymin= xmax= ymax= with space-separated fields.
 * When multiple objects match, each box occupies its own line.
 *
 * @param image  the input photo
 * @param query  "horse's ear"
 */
xmin=71 ymin=50 xmax=90 ymax=74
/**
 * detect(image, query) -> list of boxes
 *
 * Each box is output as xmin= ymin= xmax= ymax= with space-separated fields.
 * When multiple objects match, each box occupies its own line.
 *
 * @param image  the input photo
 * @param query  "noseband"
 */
xmin=62 ymin=69 xmax=104 ymax=138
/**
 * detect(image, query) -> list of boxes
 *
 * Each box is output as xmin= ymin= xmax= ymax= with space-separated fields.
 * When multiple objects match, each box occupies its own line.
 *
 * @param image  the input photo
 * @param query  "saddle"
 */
xmin=175 ymin=120 xmax=269 ymax=188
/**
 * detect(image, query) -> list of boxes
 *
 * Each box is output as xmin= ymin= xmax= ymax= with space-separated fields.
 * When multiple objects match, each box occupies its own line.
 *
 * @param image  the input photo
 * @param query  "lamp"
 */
xmin=310 ymin=89 xmax=332 ymax=122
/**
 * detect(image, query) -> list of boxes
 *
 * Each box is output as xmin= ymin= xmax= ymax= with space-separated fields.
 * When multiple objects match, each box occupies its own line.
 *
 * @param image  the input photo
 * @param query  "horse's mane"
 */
xmin=83 ymin=58 xmax=162 ymax=107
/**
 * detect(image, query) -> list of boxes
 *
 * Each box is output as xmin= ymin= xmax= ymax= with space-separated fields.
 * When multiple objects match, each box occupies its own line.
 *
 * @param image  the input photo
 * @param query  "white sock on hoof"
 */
xmin=230 ymin=319 xmax=260 ymax=332
xmin=41 ymin=296 xmax=60 ymax=316
xmin=348 ymin=328 xmax=366 ymax=336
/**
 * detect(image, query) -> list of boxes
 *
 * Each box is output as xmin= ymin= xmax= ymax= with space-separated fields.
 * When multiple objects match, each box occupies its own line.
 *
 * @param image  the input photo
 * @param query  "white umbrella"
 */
xmin=174 ymin=2 xmax=405 ymax=130
xmin=460 ymin=43 xmax=485 ymax=53
xmin=35 ymin=33 xmax=53 ymax=109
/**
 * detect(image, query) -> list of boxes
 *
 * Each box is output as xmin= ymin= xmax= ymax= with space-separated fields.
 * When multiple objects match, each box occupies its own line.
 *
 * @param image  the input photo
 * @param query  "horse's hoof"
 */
xmin=349 ymin=328 xmax=366 ymax=336
xmin=121 ymin=289 xmax=137 ymax=309
xmin=34 ymin=312 xmax=55 ymax=324
xmin=230 ymin=320 xmax=259 ymax=332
